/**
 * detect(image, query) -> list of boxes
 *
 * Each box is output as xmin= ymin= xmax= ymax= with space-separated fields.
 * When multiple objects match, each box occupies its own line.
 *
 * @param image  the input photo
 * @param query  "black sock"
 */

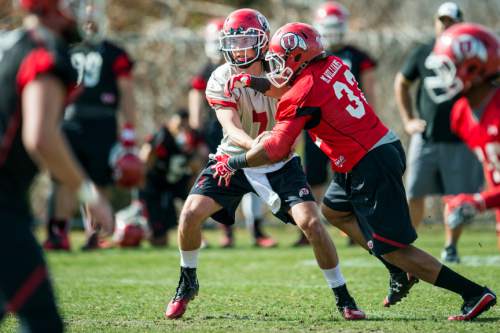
xmin=332 ymin=283 xmax=350 ymax=303
xmin=434 ymin=265 xmax=484 ymax=299
xmin=47 ymin=218 xmax=68 ymax=237
xmin=376 ymin=255 xmax=405 ymax=274
xmin=253 ymin=218 xmax=265 ymax=239
xmin=222 ymin=225 xmax=233 ymax=238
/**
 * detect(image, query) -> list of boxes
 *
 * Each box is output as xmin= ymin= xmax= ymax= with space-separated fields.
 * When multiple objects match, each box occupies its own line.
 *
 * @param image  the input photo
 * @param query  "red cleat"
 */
xmin=165 ymin=267 xmax=199 ymax=320
xmin=165 ymin=298 xmax=191 ymax=319
xmin=341 ymin=307 xmax=366 ymax=320
xmin=335 ymin=287 xmax=366 ymax=320
xmin=43 ymin=235 xmax=70 ymax=251
xmin=255 ymin=236 xmax=278 ymax=248
xmin=448 ymin=288 xmax=496 ymax=321
xmin=220 ymin=235 xmax=234 ymax=248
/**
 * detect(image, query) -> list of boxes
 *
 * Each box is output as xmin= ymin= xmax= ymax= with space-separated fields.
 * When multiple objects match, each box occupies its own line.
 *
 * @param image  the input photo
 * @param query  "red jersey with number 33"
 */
xmin=276 ymin=56 xmax=389 ymax=172
xmin=451 ymin=89 xmax=500 ymax=189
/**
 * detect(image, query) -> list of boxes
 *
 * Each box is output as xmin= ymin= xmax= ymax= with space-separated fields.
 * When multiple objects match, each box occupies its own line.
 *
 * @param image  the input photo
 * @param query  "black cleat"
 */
xmin=448 ymin=287 xmax=496 ymax=321
xmin=333 ymin=285 xmax=366 ymax=320
xmin=383 ymin=272 xmax=418 ymax=307
xmin=165 ymin=267 xmax=199 ymax=319
xmin=441 ymin=245 xmax=461 ymax=263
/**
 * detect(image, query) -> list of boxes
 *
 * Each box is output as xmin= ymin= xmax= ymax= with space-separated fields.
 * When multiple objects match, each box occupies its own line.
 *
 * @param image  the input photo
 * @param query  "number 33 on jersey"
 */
xmin=275 ymin=55 xmax=389 ymax=172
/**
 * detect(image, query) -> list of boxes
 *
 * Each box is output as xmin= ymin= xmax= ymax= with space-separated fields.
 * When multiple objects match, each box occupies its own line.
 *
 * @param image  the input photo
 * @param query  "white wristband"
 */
xmin=78 ymin=180 xmax=99 ymax=205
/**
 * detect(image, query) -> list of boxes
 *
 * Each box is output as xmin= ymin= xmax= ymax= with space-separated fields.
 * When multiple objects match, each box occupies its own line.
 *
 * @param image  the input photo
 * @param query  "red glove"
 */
xmin=443 ymin=193 xmax=485 ymax=213
xmin=120 ymin=122 xmax=136 ymax=148
xmin=210 ymin=154 xmax=236 ymax=187
xmin=224 ymin=73 xmax=251 ymax=97
xmin=443 ymin=193 xmax=485 ymax=229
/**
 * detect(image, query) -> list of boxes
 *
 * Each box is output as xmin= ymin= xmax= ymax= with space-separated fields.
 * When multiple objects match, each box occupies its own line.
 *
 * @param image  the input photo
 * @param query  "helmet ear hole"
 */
xmin=294 ymin=54 xmax=301 ymax=62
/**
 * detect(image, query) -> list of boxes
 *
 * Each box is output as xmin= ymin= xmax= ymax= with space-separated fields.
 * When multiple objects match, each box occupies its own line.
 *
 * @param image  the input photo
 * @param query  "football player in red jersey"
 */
xmin=427 ymin=23 xmax=500 ymax=251
xmin=166 ymin=9 xmax=365 ymax=321
xmin=221 ymin=22 xmax=496 ymax=320
xmin=293 ymin=1 xmax=378 ymax=248
xmin=0 ymin=1 xmax=113 ymax=331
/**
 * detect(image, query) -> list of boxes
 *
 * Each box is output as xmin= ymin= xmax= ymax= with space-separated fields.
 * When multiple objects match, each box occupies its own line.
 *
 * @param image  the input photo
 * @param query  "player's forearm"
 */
xmin=118 ymin=77 xmax=136 ymax=126
xmin=247 ymin=76 xmax=289 ymax=99
xmin=480 ymin=187 xmax=500 ymax=210
xmin=216 ymin=108 xmax=254 ymax=150
xmin=188 ymin=89 xmax=204 ymax=130
xmin=225 ymin=143 xmax=272 ymax=171
xmin=394 ymin=73 xmax=414 ymax=123
xmin=226 ymin=127 xmax=253 ymax=150
xmin=22 ymin=77 xmax=85 ymax=191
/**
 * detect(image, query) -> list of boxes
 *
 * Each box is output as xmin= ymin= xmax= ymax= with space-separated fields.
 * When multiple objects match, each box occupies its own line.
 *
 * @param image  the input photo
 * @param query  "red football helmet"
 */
xmin=426 ymin=23 xmax=499 ymax=103
xmin=220 ymin=8 xmax=270 ymax=68
xmin=80 ymin=0 xmax=108 ymax=43
xmin=313 ymin=1 xmax=349 ymax=48
xmin=113 ymin=201 xmax=147 ymax=248
xmin=18 ymin=0 xmax=79 ymax=17
xmin=204 ymin=18 xmax=225 ymax=63
xmin=111 ymin=151 xmax=145 ymax=188
xmin=266 ymin=22 xmax=325 ymax=88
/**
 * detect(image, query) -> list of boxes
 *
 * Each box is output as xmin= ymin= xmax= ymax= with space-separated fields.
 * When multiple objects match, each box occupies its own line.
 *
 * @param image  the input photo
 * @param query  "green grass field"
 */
xmin=2 ymin=223 xmax=499 ymax=332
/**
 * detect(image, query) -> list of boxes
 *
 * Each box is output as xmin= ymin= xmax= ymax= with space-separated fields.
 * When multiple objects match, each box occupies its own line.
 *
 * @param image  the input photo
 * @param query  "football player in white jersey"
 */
xmin=165 ymin=9 xmax=364 ymax=321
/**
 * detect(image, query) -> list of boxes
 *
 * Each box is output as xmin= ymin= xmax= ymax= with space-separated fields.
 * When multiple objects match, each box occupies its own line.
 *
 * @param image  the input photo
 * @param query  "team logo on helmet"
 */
xmin=280 ymin=33 xmax=307 ymax=52
xmin=452 ymin=34 xmax=488 ymax=62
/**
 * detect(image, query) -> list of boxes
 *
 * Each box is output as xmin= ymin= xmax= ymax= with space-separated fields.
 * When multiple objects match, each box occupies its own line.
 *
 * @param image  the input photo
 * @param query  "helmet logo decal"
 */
xmin=280 ymin=33 xmax=307 ymax=52
xmin=452 ymin=34 xmax=487 ymax=62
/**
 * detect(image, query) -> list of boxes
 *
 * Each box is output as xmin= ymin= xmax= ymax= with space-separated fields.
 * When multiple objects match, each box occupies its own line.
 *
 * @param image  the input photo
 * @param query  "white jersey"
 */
xmin=206 ymin=63 xmax=278 ymax=156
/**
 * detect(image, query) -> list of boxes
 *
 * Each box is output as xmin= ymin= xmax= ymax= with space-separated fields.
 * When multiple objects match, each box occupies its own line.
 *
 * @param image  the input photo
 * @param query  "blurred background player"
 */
xmin=138 ymin=109 xmax=202 ymax=246
xmin=0 ymin=1 xmax=113 ymax=331
xmin=188 ymin=18 xmax=276 ymax=248
xmin=428 ymin=24 xmax=500 ymax=252
xmin=43 ymin=0 xmax=140 ymax=251
xmin=294 ymin=1 xmax=377 ymax=247
xmin=394 ymin=2 xmax=483 ymax=263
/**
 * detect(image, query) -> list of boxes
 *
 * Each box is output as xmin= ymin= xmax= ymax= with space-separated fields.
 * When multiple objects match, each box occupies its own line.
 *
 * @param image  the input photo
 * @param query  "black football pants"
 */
xmin=0 ymin=211 xmax=63 ymax=333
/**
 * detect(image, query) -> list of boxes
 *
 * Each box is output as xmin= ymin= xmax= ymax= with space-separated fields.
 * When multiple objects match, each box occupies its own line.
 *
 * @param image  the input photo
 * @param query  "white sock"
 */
xmin=180 ymin=249 xmax=199 ymax=268
xmin=322 ymin=265 xmax=346 ymax=289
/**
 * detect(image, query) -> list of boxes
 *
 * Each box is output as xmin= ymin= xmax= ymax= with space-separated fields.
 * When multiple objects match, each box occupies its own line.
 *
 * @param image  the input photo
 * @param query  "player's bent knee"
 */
xmin=297 ymin=216 xmax=323 ymax=238
xmin=321 ymin=205 xmax=354 ymax=227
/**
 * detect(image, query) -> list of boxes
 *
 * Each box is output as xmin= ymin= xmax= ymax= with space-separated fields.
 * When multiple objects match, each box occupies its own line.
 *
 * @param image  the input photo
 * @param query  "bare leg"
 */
xmin=409 ymin=197 xmax=425 ymax=229
xmin=178 ymin=194 xmax=222 ymax=251
xmin=321 ymin=204 xmax=369 ymax=250
xmin=291 ymin=202 xmax=337 ymax=269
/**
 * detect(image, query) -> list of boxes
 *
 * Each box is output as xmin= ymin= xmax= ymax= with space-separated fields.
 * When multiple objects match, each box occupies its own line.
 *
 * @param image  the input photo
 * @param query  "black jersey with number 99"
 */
xmin=69 ymin=40 xmax=133 ymax=112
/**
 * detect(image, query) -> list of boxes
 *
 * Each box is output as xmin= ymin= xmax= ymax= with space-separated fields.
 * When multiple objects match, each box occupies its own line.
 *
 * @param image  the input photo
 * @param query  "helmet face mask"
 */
xmin=78 ymin=0 xmax=107 ymax=43
xmin=204 ymin=18 xmax=224 ymax=63
xmin=314 ymin=1 xmax=349 ymax=49
xmin=316 ymin=20 xmax=346 ymax=48
xmin=265 ymin=52 xmax=294 ymax=88
xmin=265 ymin=23 xmax=325 ymax=88
xmin=429 ymin=23 xmax=500 ymax=102
xmin=220 ymin=29 xmax=267 ymax=67
xmin=424 ymin=54 xmax=464 ymax=103
xmin=220 ymin=8 xmax=270 ymax=68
